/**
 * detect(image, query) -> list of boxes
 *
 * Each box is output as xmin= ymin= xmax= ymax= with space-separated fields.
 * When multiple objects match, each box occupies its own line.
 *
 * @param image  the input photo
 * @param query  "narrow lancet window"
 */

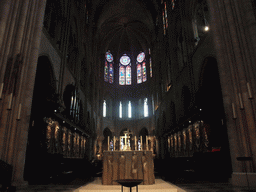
xmin=105 ymin=51 xmax=114 ymax=83
xmin=144 ymin=98 xmax=148 ymax=117
xmin=103 ymin=100 xmax=106 ymax=117
xmin=128 ymin=101 xmax=132 ymax=118
xmin=119 ymin=54 xmax=131 ymax=85
xmin=119 ymin=101 xmax=122 ymax=118
xmin=137 ymin=52 xmax=146 ymax=84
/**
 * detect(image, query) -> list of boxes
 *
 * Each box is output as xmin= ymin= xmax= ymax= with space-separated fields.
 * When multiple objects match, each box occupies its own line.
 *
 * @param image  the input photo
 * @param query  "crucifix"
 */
xmin=122 ymin=129 xmax=133 ymax=151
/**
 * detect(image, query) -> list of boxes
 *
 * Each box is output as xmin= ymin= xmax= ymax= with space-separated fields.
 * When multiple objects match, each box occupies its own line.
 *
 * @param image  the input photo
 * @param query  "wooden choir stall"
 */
xmin=102 ymin=131 xmax=155 ymax=185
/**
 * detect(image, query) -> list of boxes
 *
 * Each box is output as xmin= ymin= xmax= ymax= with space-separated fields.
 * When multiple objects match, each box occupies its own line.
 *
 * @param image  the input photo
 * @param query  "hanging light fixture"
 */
xmin=203 ymin=3 xmax=209 ymax=31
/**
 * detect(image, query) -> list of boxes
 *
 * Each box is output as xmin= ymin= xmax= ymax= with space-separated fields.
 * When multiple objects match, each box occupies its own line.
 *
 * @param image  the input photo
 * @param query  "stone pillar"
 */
xmin=208 ymin=0 xmax=256 ymax=186
xmin=0 ymin=0 xmax=47 ymax=186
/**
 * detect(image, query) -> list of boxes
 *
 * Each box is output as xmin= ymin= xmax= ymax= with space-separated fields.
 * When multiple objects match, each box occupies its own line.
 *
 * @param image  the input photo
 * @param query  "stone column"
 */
xmin=0 ymin=0 xmax=47 ymax=186
xmin=208 ymin=0 xmax=256 ymax=186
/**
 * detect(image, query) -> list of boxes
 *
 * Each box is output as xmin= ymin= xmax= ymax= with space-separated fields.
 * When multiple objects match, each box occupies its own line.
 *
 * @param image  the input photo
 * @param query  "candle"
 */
xmin=146 ymin=136 xmax=148 ymax=150
xmin=108 ymin=136 xmax=110 ymax=151
xmin=140 ymin=136 xmax=142 ymax=150
xmin=120 ymin=136 xmax=122 ymax=150
xmin=135 ymin=136 xmax=137 ymax=150
xmin=113 ymin=136 xmax=115 ymax=151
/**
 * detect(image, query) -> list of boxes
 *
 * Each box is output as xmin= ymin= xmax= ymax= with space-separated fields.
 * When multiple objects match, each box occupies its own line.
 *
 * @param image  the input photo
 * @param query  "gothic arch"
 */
xmin=24 ymin=56 xmax=57 ymax=183
xmin=103 ymin=128 xmax=112 ymax=151
xmin=139 ymin=127 xmax=149 ymax=149
xmin=196 ymin=57 xmax=231 ymax=174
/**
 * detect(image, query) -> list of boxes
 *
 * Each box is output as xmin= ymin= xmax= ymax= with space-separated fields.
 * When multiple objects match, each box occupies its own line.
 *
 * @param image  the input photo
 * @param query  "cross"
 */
xmin=122 ymin=129 xmax=133 ymax=151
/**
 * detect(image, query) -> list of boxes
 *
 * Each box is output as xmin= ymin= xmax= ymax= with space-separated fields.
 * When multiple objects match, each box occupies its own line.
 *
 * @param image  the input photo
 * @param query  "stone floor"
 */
xmin=15 ymin=177 xmax=256 ymax=192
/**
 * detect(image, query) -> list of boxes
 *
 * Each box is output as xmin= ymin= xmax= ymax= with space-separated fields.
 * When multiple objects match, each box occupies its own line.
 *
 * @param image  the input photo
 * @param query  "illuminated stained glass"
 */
xmin=142 ymin=62 xmax=147 ymax=82
xmin=137 ymin=52 xmax=145 ymax=63
xmin=162 ymin=10 xmax=166 ymax=35
xmin=137 ymin=64 xmax=142 ymax=84
xmin=164 ymin=2 xmax=168 ymax=28
xmin=119 ymin=66 xmax=125 ymax=85
xmin=150 ymin=57 xmax=152 ymax=77
xmin=119 ymin=54 xmax=131 ymax=85
xmin=105 ymin=52 xmax=113 ymax=62
xmin=109 ymin=63 xmax=114 ymax=83
xmin=171 ymin=0 xmax=175 ymax=10
xmin=104 ymin=51 xmax=114 ymax=83
xmin=126 ymin=65 xmax=131 ymax=85
xmin=120 ymin=55 xmax=130 ymax=65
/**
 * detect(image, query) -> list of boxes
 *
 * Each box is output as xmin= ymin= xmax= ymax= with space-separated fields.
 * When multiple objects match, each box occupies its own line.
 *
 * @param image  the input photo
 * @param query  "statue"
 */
xmin=131 ymin=151 xmax=138 ymax=179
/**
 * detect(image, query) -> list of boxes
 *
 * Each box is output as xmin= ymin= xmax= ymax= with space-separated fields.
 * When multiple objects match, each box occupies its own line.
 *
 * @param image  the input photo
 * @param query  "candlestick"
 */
xmin=120 ymin=136 xmax=122 ymax=150
xmin=140 ymin=136 xmax=142 ymax=150
xmin=146 ymin=136 xmax=148 ymax=150
xmin=135 ymin=136 xmax=137 ymax=150
xmin=113 ymin=136 xmax=115 ymax=151
xmin=108 ymin=136 xmax=110 ymax=151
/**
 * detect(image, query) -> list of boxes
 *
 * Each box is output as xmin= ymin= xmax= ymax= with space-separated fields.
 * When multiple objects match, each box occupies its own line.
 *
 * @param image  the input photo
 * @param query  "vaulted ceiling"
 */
xmin=90 ymin=0 xmax=159 ymax=57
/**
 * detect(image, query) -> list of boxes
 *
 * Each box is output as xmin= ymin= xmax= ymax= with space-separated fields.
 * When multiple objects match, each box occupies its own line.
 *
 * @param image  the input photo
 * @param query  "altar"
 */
xmin=102 ymin=150 xmax=155 ymax=185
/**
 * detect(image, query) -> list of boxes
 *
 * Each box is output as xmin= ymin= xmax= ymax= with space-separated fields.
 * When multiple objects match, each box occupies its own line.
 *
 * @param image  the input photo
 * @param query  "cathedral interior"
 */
xmin=1 ymin=0 xmax=256 ymax=190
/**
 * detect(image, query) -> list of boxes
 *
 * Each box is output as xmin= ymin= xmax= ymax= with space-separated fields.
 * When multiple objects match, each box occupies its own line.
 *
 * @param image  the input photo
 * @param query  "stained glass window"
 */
xmin=164 ymin=2 xmax=168 ymax=28
xmin=120 ymin=55 xmax=130 ymax=65
xmin=142 ymin=62 xmax=147 ymax=82
xmin=149 ymin=48 xmax=152 ymax=77
xmin=119 ymin=66 xmax=125 ymax=85
xmin=106 ymin=52 xmax=113 ymax=62
xmin=104 ymin=61 xmax=108 ymax=82
xmin=171 ymin=0 xmax=176 ymax=10
xmin=150 ymin=57 xmax=152 ymax=77
xmin=137 ymin=52 xmax=145 ymax=63
xmin=137 ymin=52 xmax=146 ymax=84
xmin=162 ymin=10 xmax=166 ymax=35
xmin=137 ymin=64 xmax=142 ymax=83
xmin=126 ymin=65 xmax=131 ymax=85
xmin=119 ymin=54 xmax=131 ymax=85
xmin=105 ymin=51 xmax=114 ymax=83
xmin=109 ymin=63 xmax=114 ymax=83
